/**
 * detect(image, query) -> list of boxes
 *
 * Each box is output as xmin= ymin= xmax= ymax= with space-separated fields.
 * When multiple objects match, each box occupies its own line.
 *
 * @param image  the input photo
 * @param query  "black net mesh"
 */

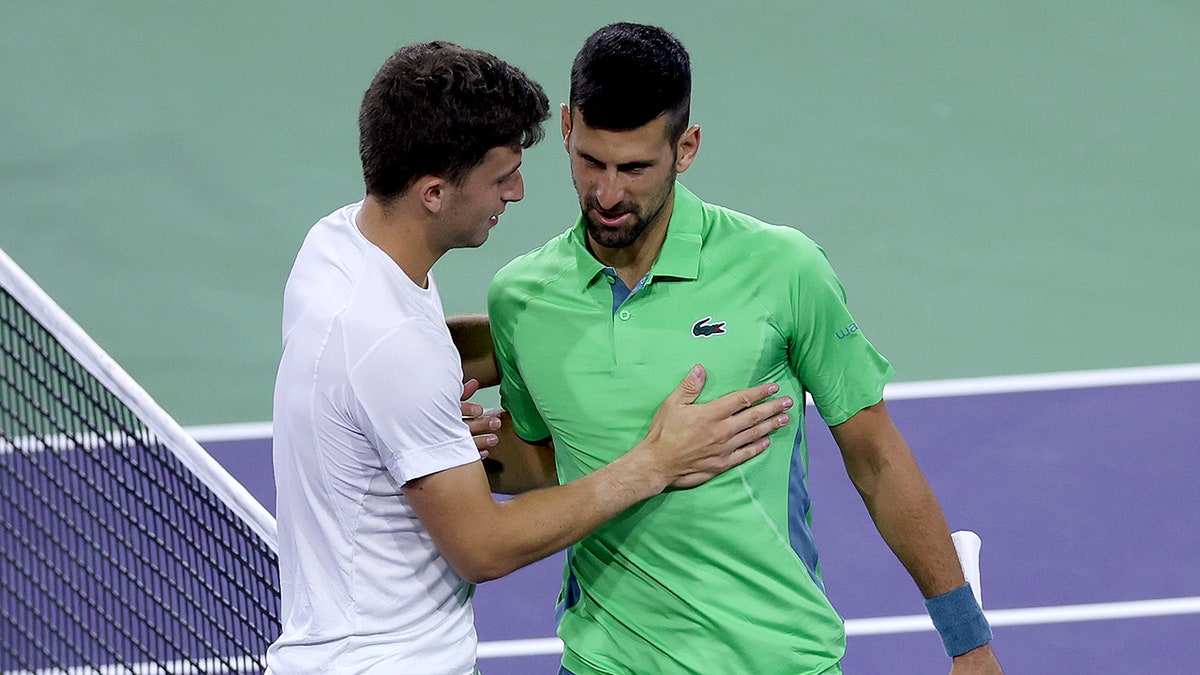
xmin=0 ymin=287 xmax=280 ymax=674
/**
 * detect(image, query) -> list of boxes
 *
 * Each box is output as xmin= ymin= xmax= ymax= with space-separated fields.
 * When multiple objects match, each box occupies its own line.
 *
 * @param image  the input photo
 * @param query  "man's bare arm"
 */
xmin=480 ymin=409 xmax=557 ymax=494
xmin=458 ymin=377 xmax=556 ymax=494
xmin=831 ymin=401 xmax=1001 ymax=673
xmin=405 ymin=365 xmax=793 ymax=583
xmin=447 ymin=314 xmax=498 ymax=388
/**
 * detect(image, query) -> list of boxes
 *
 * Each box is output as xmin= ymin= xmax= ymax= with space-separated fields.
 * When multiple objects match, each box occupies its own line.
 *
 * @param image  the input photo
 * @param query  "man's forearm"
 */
xmin=833 ymin=402 xmax=1000 ymax=670
xmin=854 ymin=448 xmax=964 ymax=597
xmin=409 ymin=370 xmax=786 ymax=585
xmin=484 ymin=410 xmax=558 ymax=494
xmin=405 ymin=442 xmax=668 ymax=584
xmin=832 ymin=402 xmax=964 ymax=598
xmin=447 ymin=313 xmax=499 ymax=387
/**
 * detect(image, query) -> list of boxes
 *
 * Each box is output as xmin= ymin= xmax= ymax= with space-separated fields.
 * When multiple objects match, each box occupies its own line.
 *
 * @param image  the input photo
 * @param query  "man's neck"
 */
xmin=356 ymin=195 xmax=439 ymax=288
xmin=588 ymin=197 xmax=675 ymax=289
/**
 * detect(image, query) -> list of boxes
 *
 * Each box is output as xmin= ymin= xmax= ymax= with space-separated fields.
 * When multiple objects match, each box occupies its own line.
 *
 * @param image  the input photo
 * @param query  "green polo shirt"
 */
xmin=487 ymin=184 xmax=894 ymax=674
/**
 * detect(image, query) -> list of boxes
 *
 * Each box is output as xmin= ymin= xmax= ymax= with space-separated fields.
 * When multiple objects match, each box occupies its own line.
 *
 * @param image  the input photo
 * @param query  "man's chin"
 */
xmin=585 ymin=222 xmax=643 ymax=249
xmin=459 ymin=231 xmax=490 ymax=249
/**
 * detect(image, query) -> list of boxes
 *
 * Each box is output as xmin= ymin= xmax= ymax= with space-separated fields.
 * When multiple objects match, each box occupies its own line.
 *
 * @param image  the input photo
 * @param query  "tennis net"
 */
xmin=0 ymin=247 xmax=279 ymax=674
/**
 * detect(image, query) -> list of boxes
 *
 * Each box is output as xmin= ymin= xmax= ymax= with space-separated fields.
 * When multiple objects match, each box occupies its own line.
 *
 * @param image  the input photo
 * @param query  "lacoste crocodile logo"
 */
xmin=691 ymin=316 xmax=727 ymax=338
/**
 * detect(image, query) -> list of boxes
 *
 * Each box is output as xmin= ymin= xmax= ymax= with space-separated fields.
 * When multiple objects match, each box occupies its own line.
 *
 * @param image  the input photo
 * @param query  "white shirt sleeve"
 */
xmin=347 ymin=317 xmax=480 ymax=484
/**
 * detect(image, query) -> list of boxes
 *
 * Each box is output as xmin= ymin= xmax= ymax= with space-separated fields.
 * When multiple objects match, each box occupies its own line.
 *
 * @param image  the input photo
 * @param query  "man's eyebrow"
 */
xmin=578 ymin=152 xmax=655 ymax=171
xmin=499 ymin=161 xmax=522 ymax=179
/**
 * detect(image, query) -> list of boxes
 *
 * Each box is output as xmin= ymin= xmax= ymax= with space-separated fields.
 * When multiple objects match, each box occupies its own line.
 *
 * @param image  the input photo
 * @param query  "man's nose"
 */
xmin=594 ymin=174 xmax=623 ymax=210
xmin=505 ymin=172 xmax=525 ymax=203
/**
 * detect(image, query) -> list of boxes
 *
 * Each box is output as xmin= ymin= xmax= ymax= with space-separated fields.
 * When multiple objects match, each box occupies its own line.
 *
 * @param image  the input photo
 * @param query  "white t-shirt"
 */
xmin=267 ymin=202 xmax=482 ymax=675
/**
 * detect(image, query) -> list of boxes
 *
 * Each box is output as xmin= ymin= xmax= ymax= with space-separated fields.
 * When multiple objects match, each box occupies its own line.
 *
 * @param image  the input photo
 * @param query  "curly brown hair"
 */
xmin=359 ymin=41 xmax=550 ymax=202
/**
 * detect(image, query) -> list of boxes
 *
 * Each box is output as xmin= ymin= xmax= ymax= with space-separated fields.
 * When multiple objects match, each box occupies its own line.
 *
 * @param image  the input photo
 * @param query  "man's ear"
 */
xmin=560 ymin=103 xmax=572 ymax=151
xmin=415 ymin=175 xmax=447 ymax=214
xmin=675 ymin=124 xmax=701 ymax=174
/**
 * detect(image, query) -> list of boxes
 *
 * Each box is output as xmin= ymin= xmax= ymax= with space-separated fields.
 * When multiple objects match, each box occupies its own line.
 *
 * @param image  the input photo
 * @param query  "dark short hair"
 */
xmin=569 ymin=23 xmax=691 ymax=141
xmin=359 ymin=41 xmax=549 ymax=202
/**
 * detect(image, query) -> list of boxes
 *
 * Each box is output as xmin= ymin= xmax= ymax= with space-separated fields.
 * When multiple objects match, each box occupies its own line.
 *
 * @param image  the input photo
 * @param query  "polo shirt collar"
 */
xmin=572 ymin=182 xmax=704 ymax=291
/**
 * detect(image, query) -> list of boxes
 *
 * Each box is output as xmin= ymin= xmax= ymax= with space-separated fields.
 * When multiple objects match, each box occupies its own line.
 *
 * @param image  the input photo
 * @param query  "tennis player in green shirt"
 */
xmin=465 ymin=22 xmax=1001 ymax=675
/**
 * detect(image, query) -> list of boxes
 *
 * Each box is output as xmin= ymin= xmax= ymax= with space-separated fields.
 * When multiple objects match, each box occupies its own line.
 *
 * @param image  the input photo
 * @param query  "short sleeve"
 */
xmin=786 ymin=242 xmax=895 ymax=426
xmin=347 ymin=318 xmax=480 ymax=484
xmin=487 ymin=276 xmax=551 ymax=443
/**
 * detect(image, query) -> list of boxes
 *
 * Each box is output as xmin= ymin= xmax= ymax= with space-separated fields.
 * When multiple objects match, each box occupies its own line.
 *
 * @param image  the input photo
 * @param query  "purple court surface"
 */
xmin=200 ymin=368 xmax=1200 ymax=674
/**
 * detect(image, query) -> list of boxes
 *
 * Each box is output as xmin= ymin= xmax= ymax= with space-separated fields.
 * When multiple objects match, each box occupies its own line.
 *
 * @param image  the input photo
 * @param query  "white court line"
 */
xmin=883 ymin=362 xmax=1200 ymax=401
xmin=478 ymin=637 xmax=564 ymax=659
xmin=2 ymin=654 xmax=262 ymax=675
xmin=475 ymin=595 xmax=1200 ymax=659
xmin=174 ymin=362 xmax=1200 ymax=662
xmin=843 ymin=595 xmax=1200 ymax=636
xmin=187 ymin=421 xmax=272 ymax=443
xmin=183 ymin=362 xmax=1200 ymax=442
xmin=8 ymin=598 xmax=1195 ymax=670
xmin=0 ymin=430 xmax=143 ymax=456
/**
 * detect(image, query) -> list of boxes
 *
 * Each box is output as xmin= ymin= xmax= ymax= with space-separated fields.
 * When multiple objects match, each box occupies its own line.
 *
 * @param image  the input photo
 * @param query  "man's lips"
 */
xmin=591 ymin=209 xmax=633 ymax=227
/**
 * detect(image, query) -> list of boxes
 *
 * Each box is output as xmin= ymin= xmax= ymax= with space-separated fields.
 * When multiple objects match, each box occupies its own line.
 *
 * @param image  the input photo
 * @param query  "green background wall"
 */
xmin=3 ymin=2 xmax=1196 ymax=425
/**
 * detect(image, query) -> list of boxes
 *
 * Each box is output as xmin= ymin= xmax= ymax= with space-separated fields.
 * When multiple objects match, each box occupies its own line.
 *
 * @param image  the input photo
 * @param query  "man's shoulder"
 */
xmin=490 ymin=227 xmax=578 ymax=294
xmin=699 ymin=200 xmax=828 ymax=267
xmin=304 ymin=201 xmax=363 ymax=242
xmin=290 ymin=203 xmax=367 ymax=276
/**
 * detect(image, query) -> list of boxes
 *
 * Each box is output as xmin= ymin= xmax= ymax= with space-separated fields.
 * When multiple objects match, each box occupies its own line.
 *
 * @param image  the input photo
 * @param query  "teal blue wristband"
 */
xmin=924 ymin=583 xmax=992 ymax=657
